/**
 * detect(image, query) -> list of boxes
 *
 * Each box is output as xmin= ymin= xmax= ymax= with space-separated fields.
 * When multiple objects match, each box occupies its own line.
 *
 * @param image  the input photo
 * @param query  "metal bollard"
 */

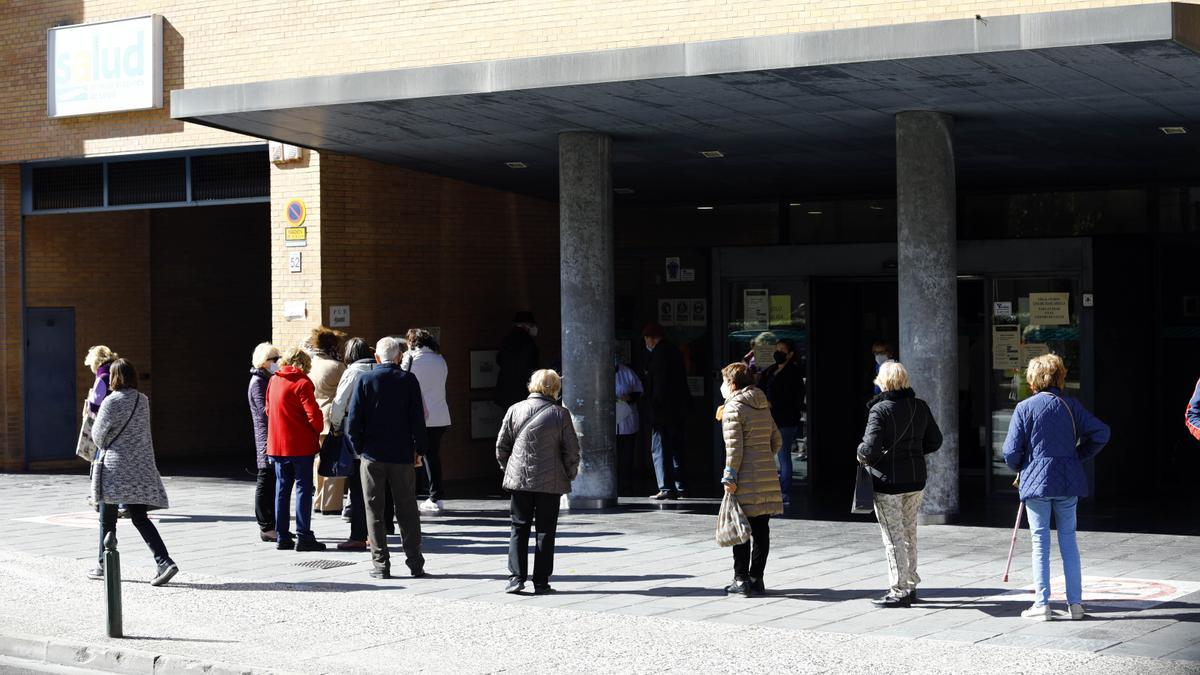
xmin=103 ymin=532 xmax=122 ymax=638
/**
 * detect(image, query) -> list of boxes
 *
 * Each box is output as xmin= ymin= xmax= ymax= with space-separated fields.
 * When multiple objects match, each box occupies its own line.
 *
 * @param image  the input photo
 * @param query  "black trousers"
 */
xmin=97 ymin=503 xmax=171 ymax=568
xmin=508 ymin=491 xmax=561 ymax=585
xmin=254 ymin=465 xmax=275 ymax=532
xmin=732 ymin=514 xmax=771 ymax=581
xmin=616 ymin=433 xmax=636 ymax=496
xmin=417 ymin=426 xmax=448 ymax=502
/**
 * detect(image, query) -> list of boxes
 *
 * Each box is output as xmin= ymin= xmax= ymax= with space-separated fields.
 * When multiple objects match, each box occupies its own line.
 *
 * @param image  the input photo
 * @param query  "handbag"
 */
xmin=76 ymin=402 xmax=98 ymax=462
xmin=715 ymin=491 xmax=751 ymax=547
xmin=317 ymin=433 xmax=354 ymax=477
xmin=851 ymin=465 xmax=878 ymax=514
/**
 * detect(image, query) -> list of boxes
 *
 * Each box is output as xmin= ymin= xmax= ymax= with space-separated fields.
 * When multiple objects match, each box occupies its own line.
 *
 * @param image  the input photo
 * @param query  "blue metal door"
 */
xmin=25 ymin=307 xmax=77 ymax=463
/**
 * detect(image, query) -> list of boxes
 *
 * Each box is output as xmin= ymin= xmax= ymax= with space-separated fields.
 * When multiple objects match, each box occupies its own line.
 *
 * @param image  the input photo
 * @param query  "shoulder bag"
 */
xmin=76 ymin=402 xmax=98 ymax=462
xmin=851 ymin=400 xmax=915 ymax=514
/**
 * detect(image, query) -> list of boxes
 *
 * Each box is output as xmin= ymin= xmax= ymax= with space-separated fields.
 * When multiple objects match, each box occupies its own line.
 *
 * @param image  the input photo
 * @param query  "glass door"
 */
xmin=988 ymin=277 xmax=1082 ymax=492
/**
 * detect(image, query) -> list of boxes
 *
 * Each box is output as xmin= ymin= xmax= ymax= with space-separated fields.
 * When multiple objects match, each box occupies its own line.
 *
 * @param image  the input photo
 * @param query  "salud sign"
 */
xmin=47 ymin=15 xmax=163 ymax=118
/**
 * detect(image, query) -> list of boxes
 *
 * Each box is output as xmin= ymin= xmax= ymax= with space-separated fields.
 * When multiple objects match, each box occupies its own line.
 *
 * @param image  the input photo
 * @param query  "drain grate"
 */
xmin=293 ymin=559 xmax=356 ymax=570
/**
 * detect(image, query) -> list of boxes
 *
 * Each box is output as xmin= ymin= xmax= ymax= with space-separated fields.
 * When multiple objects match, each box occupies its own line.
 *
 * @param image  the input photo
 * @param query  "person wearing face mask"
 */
xmin=496 ymin=311 xmax=541 ymax=411
xmin=614 ymin=354 xmax=644 ymax=494
xmin=248 ymin=342 xmax=281 ymax=542
xmin=871 ymin=341 xmax=896 ymax=395
xmin=757 ymin=338 xmax=806 ymax=507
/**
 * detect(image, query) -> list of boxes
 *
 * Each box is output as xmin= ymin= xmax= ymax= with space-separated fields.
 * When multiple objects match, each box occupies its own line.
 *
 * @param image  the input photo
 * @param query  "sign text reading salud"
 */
xmin=47 ymin=15 xmax=163 ymax=118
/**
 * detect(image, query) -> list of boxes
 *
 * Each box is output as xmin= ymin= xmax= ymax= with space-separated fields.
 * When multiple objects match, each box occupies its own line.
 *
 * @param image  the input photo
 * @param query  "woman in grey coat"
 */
xmin=496 ymin=369 xmax=581 ymax=595
xmin=87 ymin=359 xmax=178 ymax=586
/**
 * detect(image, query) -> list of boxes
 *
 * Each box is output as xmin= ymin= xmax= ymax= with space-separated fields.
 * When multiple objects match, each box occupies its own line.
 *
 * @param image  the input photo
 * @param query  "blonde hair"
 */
xmin=527 ymin=369 xmax=562 ymax=399
xmin=1026 ymin=353 xmax=1066 ymax=392
xmin=84 ymin=345 xmax=118 ymax=373
xmin=280 ymin=346 xmax=312 ymax=374
xmin=251 ymin=342 xmax=280 ymax=369
xmin=874 ymin=361 xmax=911 ymax=392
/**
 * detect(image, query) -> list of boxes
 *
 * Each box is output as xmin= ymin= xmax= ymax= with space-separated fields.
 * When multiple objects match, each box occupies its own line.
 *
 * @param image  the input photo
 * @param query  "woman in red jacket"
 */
xmin=266 ymin=346 xmax=326 ymax=551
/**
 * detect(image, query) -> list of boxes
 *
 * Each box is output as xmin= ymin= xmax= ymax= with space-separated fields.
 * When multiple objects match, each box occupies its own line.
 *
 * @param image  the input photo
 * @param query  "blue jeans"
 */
xmin=1025 ymin=496 xmax=1082 ymax=605
xmin=651 ymin=424 xmax=685 ymax=493
xmin=776 ymin=426 xmax=798 ymax=504
xmin=273 ymin=455 xmax=316 ymax=541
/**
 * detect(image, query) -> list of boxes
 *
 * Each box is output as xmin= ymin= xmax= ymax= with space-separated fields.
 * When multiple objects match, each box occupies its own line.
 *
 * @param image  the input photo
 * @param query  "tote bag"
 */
xmin=851 ymin=465 xmax=876 ymax=514
xmin=75 ymin=403 xmax=98 ymax=462
xmin=715 ymin=491 xmax=752 ymax=547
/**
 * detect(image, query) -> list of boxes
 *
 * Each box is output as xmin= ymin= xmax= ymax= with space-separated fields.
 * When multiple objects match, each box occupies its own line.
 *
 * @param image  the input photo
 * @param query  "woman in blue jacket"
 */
xmin=1003 ymin=354 xmax=1110 ymax=621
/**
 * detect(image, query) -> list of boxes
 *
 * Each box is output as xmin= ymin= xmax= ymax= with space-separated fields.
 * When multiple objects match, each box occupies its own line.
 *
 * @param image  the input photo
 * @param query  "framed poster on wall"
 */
xmin=470 ymin=400 xmax=505 ymax=440
xmin=469 ymin=350 xmax=500 ymax=390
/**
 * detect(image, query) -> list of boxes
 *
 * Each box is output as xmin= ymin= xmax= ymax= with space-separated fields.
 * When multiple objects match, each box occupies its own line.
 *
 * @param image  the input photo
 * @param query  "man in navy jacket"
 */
xmin=346 ymin=336 xmax=428 ymax=579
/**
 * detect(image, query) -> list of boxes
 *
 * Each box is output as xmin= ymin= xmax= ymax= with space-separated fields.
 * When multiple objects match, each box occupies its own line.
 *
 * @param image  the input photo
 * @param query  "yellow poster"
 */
xmin=992 ymin=325 xmax=1020 ymax=370
xmin=1029 ymin=292 xmax=1070 ymax=325
xmin=770 ymin=295 xmax=791 ymax=326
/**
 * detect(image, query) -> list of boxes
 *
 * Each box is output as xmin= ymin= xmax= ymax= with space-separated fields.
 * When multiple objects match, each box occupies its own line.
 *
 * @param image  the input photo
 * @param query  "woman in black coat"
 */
xmin=248 ymin=342 xmax=280 ymax=543
xmin=856 ymin=361 xmax=942 ymax=608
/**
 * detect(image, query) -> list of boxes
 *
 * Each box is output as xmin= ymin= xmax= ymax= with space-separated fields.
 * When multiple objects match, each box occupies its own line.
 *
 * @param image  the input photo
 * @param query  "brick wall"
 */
xmin=317 ymin=152 xmax=560 ymax=482
xmin=4 ymin=1 xmax=1193 ymax=162
xmin=270 ymin=152 xmax=323 ymax=351
xmin=0 ymin=166 xmax=22 ymax=471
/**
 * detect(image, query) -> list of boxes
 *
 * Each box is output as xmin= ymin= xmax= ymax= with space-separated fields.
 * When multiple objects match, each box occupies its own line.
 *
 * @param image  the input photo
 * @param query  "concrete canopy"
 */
xmin=172 ymin=3 xmax=1200 ymax=202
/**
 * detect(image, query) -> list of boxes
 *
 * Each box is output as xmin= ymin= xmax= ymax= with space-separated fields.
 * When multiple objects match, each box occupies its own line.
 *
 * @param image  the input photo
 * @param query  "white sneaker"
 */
xmin=418 ymin=499 xmax=443 ymax=513
xmin=1021 ymin=603 xmax=1053 ymax=621
xmin=1068 ymin=603 xmax=1085 ymax=621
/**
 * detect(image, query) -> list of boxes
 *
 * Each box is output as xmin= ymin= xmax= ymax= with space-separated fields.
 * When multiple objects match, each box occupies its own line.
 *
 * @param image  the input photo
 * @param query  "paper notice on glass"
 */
xmin=770 ymin=295 xmax=791 ymax=326
xmin=689 ymin=298 xmax=707 ymax=326
xmin=992 ymin=325 xmax=1020 ymax=370
xmin=1029 ymin=292 xmax=1070 ymax=325
xmin=658 ymin=299 xmax=675 ymax=326
xmin=754 ymin=343 xmax=775 ymax=370
xmin=744 ymin=289 xmax=769 ymax=329
xmin=686 ymin=376 xmax=705 ymax=397
xmin=675 ymin=299 xmax=691 ymax=326
xmin=1020 ymin=342 xmax=1050 ymax=365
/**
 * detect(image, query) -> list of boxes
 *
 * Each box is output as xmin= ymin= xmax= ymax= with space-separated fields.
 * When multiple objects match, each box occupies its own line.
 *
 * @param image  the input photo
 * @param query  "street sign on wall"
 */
xmin=47 ymin=15 xmax=163 ymax=118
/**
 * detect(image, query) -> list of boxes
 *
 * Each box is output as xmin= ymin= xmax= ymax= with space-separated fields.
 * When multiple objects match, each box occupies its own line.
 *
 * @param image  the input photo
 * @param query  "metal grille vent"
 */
xmin=31 ymin=164 xmax=103 ymax=210
xmin=108 ymin=158 xmax=186 ymax=205
xmin=192 ymin=151 xmax=268 ymax=201
xmin=293 ymin=559 xmax=356 ymax=570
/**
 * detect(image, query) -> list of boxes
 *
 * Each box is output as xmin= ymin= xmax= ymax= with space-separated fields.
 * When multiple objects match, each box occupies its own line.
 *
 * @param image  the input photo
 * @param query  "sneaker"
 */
xmin=259 ymin=530 xmax=278 ymax=543
xmin=150 ymin=563 xmax=178 ymax=587
xmin=295 ymin=539 xmax=327 ymax=552
xmin=1068 ymin=603 xmax=1086 ymax=621
xmin=276 ymin=537 xmax=296 ymax=551
xmin=86 ymin=566 xmax=104 ymax=581
xmin=505 ymin=578 xmax=525 ymax=594
xmin=725 ymin=579 xmax=752 ymax=597
xmin=369 ymin=567 xmax=391 ymax=580
xmin=871 ymin=593 xmax=913 ymax=608
xmin=337 ymin=539 xmax=368 ymax=551
xmin=649 ymin=490 xmax=671 ymax=501
xmin=341 ymin=505 xmax=352 ymax=522
xmin=1021 ymin=603 xmax=1053 ymax=621
xmin=409 ymin=567 xmax=427 ymax=579
xmin=750 ymin=577 xmax=766 ymax=595
xmin=674 ymin=490 xmax=686 ymax=500
xmin=418 ymin=499 xmax=444 ymax=513
xmin=533 ymin=584 xmax=556 ymax=595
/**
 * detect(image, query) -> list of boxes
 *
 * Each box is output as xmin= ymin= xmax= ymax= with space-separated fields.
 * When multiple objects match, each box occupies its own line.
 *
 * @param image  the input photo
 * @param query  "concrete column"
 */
xmin=896 ymin=111 xmax=959 ymax=521
xmin=559 ymin=131 xmax=616 ymax=509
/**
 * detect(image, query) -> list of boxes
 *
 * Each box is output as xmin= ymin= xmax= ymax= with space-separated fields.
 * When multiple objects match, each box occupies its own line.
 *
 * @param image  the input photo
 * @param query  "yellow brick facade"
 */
xmin=2 ymin=1 xmax=1194 ymax=163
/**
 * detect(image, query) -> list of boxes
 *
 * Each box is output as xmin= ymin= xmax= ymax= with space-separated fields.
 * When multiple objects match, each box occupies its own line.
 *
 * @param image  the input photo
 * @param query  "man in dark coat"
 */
xmin=346 ymin=336 xmax=428 ymax=579
xmin=642 ymin=322 xmax=691 ymax=500
xmin=495 ymin=311 xmax=540 ymax=409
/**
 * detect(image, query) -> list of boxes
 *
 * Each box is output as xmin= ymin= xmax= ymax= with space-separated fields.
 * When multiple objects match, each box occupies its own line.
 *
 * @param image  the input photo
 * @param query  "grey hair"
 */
xmin=375 ymin=336 xmax=403 ymax=363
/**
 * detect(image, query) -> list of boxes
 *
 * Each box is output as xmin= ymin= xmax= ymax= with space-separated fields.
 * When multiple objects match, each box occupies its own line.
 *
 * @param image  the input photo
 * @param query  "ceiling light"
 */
xmin=807 ymin=210 xmax=823 ymax=215
xmin=1160 ymin=126 xmax=1188 ymax=135
xmin=697 ymin=206 xmax=715 ymax=211
xmin=788 ymin=202 xmax=802 ymax=207
xmin=505 ymin=161 xmax=528 ymax=169
xmin=699 ymin=150 xmax=725 ymax=159
xmin=613 ymin=187 xmax=635 ymax=195
xmin=868 ymin=205 xmax=884 ymax=211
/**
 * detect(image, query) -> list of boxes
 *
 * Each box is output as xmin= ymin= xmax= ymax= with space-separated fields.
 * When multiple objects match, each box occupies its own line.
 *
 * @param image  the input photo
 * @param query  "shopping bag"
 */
xmin=75 ymin=404 xmax=97 ymax=463
xmin=715 ymin=491 xmax=751 ymax=547
xmin=851 ymin=465 xmax=876 ymax=514
xmin=317 ymin=433 xmax=353 ymax=477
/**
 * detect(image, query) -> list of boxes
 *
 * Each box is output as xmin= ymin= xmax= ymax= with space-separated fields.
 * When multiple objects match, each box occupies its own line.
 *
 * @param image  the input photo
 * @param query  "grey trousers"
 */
xmin=873 ymin=490 xmax=923 ymax=597
xmin=361 ymin=458 xmax=424 ymax=573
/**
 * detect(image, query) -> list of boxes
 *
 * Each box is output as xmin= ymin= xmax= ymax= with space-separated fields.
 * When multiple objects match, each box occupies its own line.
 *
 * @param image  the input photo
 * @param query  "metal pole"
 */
xmin=103 ymin=532 xmax=122 ymax=638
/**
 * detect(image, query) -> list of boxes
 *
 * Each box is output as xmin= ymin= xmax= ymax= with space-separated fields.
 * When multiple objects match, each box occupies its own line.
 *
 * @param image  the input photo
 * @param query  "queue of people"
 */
xmin=79 ymin=319 xmax=1110 ymax=616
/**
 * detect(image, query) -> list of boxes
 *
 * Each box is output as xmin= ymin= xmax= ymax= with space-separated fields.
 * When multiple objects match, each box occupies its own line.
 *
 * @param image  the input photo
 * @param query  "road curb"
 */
xmin=0 ymin=632 xmax=292 ymax=674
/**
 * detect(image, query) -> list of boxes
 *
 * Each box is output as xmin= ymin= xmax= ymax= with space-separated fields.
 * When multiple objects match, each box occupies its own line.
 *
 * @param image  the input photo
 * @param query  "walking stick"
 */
xmin=1002 ymin=500 xmax=1025 ymax=583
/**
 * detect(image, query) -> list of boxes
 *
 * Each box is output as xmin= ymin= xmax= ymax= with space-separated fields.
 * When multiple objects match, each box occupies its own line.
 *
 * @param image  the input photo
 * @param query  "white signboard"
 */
xmin=48 ymin=15 xmax=163 ymax=118
xmin=283 ymin=300 xmax=306 ymax=322
xmin=743 ymin=289 xmax=769 ymax=330
xmin=329 ymin=305 xmax=351 ymax=328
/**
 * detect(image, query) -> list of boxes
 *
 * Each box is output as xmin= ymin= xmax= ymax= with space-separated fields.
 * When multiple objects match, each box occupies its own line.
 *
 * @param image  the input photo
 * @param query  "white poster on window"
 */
xmin=47 ymin=16 xmax=163 ymax=118
xmin=1029 ymin=293 xmax=1070 ymax=325
xmin=743 ymin=289 xmax=769 ymax=330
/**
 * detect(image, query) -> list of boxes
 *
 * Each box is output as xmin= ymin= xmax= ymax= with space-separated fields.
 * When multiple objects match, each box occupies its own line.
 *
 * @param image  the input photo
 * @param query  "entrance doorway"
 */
xmin=24 ymin=307 xmax=77 ymax=463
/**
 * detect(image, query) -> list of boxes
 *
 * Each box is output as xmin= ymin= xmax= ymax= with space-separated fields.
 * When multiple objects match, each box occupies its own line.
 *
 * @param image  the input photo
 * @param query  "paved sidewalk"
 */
xmin=1 ymin=473 xmax=1198 ymax=673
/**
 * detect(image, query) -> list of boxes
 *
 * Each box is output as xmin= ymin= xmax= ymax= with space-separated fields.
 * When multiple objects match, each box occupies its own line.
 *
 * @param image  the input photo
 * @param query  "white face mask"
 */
xmin=528 ymin=325 xmax=539 ymax=338
xmin=267 ymin=362 xmax=280 ymax=374
xmin=874 ymin=354 xmax=888 ymax=366
xmin=720 ymin=381 xmax=732 ymax=401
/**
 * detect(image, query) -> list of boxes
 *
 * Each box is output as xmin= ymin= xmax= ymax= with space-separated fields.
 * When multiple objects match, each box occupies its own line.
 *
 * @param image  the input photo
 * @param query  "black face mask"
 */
xmin=773 ymin=352 xmax=788 ymax=365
